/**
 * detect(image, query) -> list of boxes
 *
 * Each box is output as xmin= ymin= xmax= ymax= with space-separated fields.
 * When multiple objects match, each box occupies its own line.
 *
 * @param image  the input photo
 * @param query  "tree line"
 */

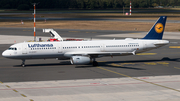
xmin=0 ymin=0 xmax=180 ymax=10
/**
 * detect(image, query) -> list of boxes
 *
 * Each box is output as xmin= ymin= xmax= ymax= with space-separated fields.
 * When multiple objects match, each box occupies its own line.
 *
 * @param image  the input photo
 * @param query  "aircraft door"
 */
xmin=143 ymin=42 xmax=147 ymax=50
xmin=100 ymin=44 xmax=105 ymax=52
xmin=58 ymin=43 xmax=63 ymax=53
xmin=22 ymin=44 xmax=27 ymax=54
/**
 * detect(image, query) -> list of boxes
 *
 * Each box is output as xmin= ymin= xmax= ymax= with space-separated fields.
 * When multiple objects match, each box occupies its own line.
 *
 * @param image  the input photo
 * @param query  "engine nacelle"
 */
xmin=70 ymin=56 xmax=91 ymax=65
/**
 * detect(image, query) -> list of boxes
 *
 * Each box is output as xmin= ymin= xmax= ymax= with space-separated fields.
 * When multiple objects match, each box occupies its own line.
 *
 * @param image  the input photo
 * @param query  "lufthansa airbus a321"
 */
xmin=2 ymin=16 xmax=169 ymax=67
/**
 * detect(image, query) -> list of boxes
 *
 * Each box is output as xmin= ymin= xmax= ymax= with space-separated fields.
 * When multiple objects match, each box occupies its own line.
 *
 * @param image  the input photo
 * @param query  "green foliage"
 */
xmin=76 ymin=0 xmax=85 ymax=9
xmin=0 ymin=0 xmax=180 ymax=9
xmin=139 ymin=0 xmax=147 ymax=8
xmin=152 ymin=3 xmax=158 ymax=7
xmin=113 ymin=0 xmax=123 ymax=8
xmin=17 ymin=4 xmax=30 ymax=10
xmin=3 ymin=4 xmax=11 ymax=9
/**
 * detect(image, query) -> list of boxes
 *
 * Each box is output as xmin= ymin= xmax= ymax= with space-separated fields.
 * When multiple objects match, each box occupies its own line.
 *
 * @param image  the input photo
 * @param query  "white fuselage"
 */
xmin=2 ymin=16 xmax=169 ymax=66
xmin=2 ymin=39 xmax=169 ymax=60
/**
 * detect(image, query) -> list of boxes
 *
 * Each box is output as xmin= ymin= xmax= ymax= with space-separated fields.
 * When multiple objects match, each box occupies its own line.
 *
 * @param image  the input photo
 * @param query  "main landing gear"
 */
xmin=21 ymin=59 xmax=25 ymax=67
xmin=92 ymin=58 xmax=98 ymax=66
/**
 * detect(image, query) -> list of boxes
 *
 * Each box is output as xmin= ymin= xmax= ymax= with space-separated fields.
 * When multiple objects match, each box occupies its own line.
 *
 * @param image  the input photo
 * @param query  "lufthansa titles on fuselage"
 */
xmin=28 ymin=44 xmax=53 ymax=48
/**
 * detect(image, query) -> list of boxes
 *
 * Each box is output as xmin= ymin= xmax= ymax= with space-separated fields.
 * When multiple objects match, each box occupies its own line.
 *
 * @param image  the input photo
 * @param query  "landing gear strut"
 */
xmin=21 ymin=59 xmax=25 ymax=67
xmin=92 ymin=58 xmax=98 ymax=66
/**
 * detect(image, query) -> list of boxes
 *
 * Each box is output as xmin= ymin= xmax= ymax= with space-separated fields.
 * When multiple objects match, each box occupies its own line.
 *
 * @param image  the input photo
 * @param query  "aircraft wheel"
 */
xmin=22 ymin=64 xmax=25 ymax=67
xmin=21 ymin=59 xmax=25 ymax=67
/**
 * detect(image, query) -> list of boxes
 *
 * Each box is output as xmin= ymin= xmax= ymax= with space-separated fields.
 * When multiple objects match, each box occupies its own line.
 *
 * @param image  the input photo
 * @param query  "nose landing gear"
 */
xmin=21 ymin=59 xmax=25 ymax=67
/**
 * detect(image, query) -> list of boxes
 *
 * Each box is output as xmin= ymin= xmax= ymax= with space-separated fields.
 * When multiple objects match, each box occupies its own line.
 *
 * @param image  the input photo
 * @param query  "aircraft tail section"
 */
xmin=142 ymin=16 xmax=167 ymax=40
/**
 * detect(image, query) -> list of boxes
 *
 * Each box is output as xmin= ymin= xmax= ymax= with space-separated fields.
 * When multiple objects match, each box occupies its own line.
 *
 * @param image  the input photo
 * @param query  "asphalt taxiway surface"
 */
xmin=1 ymin=42 xmax=180 ymax=83
xmin=0 ymin=27 xmax=143 ymax=38
xmin=0 ymin=27 xmax=180 ymax=83
xmin=0 ymin=27 xmax=180 ymax=101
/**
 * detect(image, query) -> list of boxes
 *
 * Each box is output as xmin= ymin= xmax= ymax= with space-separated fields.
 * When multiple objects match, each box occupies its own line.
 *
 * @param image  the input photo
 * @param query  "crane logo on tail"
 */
xmin=155 ymin=23 xmax=164 ymax=33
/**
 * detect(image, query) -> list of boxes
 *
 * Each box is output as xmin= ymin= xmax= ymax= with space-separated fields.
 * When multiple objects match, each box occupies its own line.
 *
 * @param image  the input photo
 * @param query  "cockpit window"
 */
xmin=8 ymin=47 xmax=17 ymax=50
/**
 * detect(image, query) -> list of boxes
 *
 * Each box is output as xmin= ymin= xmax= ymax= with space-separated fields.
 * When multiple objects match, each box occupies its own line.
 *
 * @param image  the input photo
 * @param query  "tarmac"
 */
xmin=0 ymin=75 xmax=180 ymax=101
xmin=0 ymin=27 xmax=180 ymax=101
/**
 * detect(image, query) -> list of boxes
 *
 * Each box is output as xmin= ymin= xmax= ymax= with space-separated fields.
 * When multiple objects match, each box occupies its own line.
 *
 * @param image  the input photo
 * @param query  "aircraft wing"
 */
xmin=64 ymin=51 xmax=136 ymax=57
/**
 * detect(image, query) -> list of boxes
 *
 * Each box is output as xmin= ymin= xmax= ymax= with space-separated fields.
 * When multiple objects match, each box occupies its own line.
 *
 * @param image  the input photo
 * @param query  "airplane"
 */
xmin=2 ymin=16 xmax=169 ymax=67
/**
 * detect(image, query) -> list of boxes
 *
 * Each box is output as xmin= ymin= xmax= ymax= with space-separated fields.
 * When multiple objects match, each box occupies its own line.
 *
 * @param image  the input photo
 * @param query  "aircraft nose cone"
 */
xmin=2 ymin=50 xmax=8 ymax=57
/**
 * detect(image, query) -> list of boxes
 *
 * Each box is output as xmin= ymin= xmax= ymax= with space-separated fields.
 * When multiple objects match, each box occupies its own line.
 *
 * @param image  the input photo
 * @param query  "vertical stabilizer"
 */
xmin=142 ymin=16 xmax=167 ymax=40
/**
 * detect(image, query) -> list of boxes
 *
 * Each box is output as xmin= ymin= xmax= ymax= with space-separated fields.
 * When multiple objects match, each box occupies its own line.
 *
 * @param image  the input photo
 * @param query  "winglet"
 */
xmin=142 ymin=16 xmax=167 ymax=40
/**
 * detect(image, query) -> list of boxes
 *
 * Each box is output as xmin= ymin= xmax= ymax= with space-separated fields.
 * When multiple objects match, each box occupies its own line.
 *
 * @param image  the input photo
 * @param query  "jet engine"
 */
xmin=70 ymin=56 xmax=91 ymax=65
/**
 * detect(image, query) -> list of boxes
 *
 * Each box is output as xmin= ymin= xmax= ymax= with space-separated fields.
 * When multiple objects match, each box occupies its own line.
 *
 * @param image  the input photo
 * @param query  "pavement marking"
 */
xmin=110 ymin=63 xmax=122 ymax=67
xmin=122 ymin=63 xmax=135 ymax=65
xmin=13 ymin=89 xmax=18 ymax=92
xmin=97 ymin=66 xmax=180 ymax=92
xmin=144 ymin=62 xmax=157 ymax=65
xmin=136 ymin=53 xmax=157 ymax=55
xmin=109 ymin=62 xmax=169 ymax=67
xmin=1 ymin=81 xmax=33 ymax=100
xmin=0 ymin=80 xmax=180 ymax=91
xmin=21 ymin=94 xmax=27 ymax=97
xmin=6 ymin=85 xmax=11 ymax=88
xmin=156 ymin=62 xmax=169 ymax=65
xmin=157 ymin=62 xmax=169 ymax=66
xmin=174 ymin=67 xmax=180 ymax=69
xmin=169 ymin=46 xmax=180 ymax=48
